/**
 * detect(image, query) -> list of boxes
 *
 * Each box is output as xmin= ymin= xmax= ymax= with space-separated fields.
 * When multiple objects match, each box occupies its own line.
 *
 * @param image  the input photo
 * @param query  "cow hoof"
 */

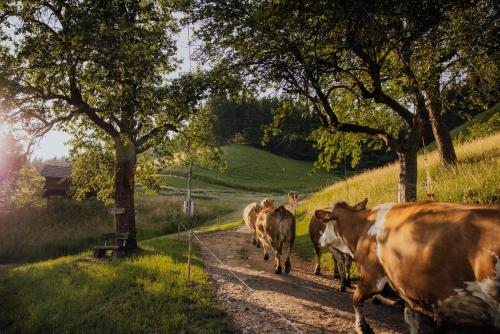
xmin=256 ymin=243 xmax=261 ymax=248
xmin=285 ymin=262 xmax=291 ymax=274
xmin=355 ymin=323 xmax=373 ymax=334
xmin=314 ymin=268 xmax=321 ymax=275
xmin=275 ymin=265 xmax=282 ymax=274
xmin=338 ymin=285 xmax=346 ymax=292
xmin=264 ymin=254 xmax=269 ymax=261
xmin=333 ymin=272 xmax=340 ymax=279
xmin=252 ymin=239 xmax=256 ymax=245
xmin=345 ymin=279 xmax=352 ymax=288
xmin=371 ymin=296 xmax=381 ymax=305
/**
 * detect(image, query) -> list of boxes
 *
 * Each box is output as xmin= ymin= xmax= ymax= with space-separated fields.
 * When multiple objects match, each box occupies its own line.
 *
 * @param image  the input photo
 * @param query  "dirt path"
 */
xmin=197 ymin=225 xmax=408 ymax=334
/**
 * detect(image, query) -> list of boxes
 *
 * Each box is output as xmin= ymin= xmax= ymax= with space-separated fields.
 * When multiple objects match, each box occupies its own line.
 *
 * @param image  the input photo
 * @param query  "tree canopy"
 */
xmin=0 ymin=0 xmax=216 ymax=249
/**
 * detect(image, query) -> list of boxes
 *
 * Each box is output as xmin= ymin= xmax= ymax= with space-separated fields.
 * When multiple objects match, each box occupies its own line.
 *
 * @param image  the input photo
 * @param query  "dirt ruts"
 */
xmin=197 ymin=225 xmax=407 ymax=333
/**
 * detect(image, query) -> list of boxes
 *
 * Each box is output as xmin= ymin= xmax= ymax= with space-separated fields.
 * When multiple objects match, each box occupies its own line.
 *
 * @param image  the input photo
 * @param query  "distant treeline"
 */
xmin=208 ymin=96 xmax=320 ymax=161
xmin=208 ymin=96 xmax=401 ymax=169
xmin=208 ymin=84 xmax=496 ymax=170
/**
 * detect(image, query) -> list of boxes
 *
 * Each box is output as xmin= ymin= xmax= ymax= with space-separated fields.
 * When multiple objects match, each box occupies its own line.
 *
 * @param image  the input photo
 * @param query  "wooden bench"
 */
xmin=93 ymin=232 xmax=129 ymax=259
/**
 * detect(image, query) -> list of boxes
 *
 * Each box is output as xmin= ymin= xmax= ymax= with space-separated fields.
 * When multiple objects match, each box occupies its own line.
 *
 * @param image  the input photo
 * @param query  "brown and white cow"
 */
xmin=309 ymin=210 xmax=354 ymax=292
xmin=288 ymin=191 xmax=298 ymax=214
xmin=316 ymin=200 xmax=500 ymax=334
xmin=255 ymin=205 xmax=296 ymax=274
xmin=243 ymin=198 xmax=275 ymax=248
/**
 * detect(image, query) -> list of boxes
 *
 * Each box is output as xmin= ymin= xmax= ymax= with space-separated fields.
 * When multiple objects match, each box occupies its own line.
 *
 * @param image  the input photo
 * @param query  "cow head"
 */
xmin=255 ymin=198 xmax=275 ymax=215
xmin=315 ymin=198 xmax=368 ymax=254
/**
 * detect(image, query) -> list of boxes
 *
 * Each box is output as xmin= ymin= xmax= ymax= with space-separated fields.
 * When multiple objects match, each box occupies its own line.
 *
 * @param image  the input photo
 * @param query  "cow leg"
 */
xmin=353 ymin=280 xmax=379 ymax=334
xmin=251 ymin=231 xmax=256 ymax=245
xmin=404 ymin=304 xmax=422 ymax=334
xmin=254 ymin=231 xmax=261 ymax=248
xmin=313 ymin=247 xmax=321 ymax=275
xmin=284 ymin=243 xmax=292 ymax=274
xmin=274 ymin=250 xmax=282 ymax=274
xmin=333 ymin=250 xmax=347 ymax=291
xmin=262 ymin=240 xmax=270 ymax=261
xmin=344 ymin=254 xmax=353 ymax=287
xmin=332 ymin=252 xmax=341 ymax=279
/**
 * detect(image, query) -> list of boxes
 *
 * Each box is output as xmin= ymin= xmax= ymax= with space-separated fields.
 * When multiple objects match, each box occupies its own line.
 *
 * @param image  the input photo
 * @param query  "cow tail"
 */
xmin=289 ymin=222 xmax=296 ymax=250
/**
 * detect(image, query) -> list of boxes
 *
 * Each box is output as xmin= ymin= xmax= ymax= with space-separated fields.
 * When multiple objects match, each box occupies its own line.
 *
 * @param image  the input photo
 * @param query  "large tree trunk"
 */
xmin=426 ymin=89 xmax=457 ymax=167
xmin=396 ymin=145 xmax=418 ymax=203
xmin=114 ymin=139 xmax=137 ymax=250
xmin=395 ymin=96 xmax=425 ymax=203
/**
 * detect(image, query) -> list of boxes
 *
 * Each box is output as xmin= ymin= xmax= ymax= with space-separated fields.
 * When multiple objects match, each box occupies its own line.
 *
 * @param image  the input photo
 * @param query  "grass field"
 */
xmin=293 ymin=132 xmax=500 ymax=275
xmin=0 ymin=195 xmax=229 ymax=264
xmin=0 ymin=236 xmax=229 ymax=334
xmin=165 ymin=144 xmax=339 ymax=194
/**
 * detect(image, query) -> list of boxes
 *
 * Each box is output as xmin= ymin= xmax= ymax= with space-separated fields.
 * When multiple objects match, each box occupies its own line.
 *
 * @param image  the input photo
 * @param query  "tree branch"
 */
xmin=136 ymin=123 xmax=178 ymax=153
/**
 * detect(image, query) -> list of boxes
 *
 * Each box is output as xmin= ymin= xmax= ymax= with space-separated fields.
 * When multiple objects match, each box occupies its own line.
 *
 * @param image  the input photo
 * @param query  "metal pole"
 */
xmin=344 ymin=156 xmax=350 ymax=203
xmin=187 ymin=229 xmax=192 ymax=282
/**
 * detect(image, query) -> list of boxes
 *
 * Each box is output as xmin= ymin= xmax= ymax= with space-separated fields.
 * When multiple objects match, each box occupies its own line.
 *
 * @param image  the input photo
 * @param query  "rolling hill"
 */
xmin=164 ymin=144 xmax=340 ymax=194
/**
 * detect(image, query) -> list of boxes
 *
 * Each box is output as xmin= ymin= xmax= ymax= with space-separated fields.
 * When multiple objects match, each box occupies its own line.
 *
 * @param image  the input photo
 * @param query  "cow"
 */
xmin=243 ymin=198 xmax=275 ymax=248
xmin=309 ymin=211 xmax=354 ymax=292
xmin=243 ymin=202 xmax=259 ymax=247
xmin=255 ymin=205 xmax=296 ymax=274
xmin=315 ymin=199 xmax=500 ymax=334
xmin=288 ymin=191 xmax=298 ymax=214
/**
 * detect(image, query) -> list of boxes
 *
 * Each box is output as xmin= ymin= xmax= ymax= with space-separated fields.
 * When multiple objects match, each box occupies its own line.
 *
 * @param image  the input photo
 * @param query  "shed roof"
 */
xmin=40 ymin=164 xmax=71 ymax=178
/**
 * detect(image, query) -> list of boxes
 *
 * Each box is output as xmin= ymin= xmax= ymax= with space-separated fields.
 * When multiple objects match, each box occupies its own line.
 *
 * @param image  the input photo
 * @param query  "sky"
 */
xmin=31 ymin=22 xmax=193 ymax=160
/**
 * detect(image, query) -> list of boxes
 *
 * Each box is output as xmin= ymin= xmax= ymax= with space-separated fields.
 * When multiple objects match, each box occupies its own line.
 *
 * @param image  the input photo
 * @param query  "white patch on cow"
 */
xmin=368 ymin=203 xmax=394 ymax=265
xmin=376 ymin=276 xmax=387 ymax=291
xmin=367 ymin=203 xmax=394 ymax=236
xmin=436 ymin=253 xmax=500 ymax=329
xmin=478 ymin=253 xmax=500 ymax=297
xmin=319 ymin=222 xmax=353 ymax=257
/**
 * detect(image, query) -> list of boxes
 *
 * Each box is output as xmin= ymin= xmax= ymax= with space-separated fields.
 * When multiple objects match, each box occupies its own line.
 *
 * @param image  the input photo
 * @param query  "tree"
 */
xmin=396 ymin=0 xmax=498 ymax=167
xmin=0 ymin=132 xmax=44 ymax=209
xmin=9 ymin=163 xmax=45 ymax=208
xmin=0 ymin=1 xmax=208 ymax=250
xmin=189 ymin=0 xmax=425 ymax=201
xmin=156 ymin=105 xmax=224 ymax=215
xmin=0 ymin=132 xmax=26 ymax=206
xmin=189 ymin=0 xmax=489 ymax=201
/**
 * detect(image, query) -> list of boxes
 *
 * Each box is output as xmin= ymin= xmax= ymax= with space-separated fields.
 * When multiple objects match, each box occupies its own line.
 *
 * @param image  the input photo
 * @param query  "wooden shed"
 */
xmin=40 ymin=163 xmax=71 ymax=198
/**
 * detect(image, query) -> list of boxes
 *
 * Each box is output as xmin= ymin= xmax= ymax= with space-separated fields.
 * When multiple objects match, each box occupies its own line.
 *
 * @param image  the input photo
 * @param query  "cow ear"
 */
xmin=353 ymin=198 xmax=368 ymax=210
xmin=314 ymin=209 xmax=335 ymax=222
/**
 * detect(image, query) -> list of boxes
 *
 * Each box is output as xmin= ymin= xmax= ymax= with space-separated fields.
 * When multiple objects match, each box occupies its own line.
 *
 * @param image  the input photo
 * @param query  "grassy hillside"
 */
xmin=0 ymin=236 xmax=229 ymax=334
xmin=166 ymin=144 xmax=339 ymax=194
xmin=293 ymin=132 xmax=500 ymax=273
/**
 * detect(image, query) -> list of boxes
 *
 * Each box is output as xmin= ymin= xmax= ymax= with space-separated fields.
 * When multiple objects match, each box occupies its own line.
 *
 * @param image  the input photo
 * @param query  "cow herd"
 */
xmin=242 ymin=193 xmax=500 ymax=334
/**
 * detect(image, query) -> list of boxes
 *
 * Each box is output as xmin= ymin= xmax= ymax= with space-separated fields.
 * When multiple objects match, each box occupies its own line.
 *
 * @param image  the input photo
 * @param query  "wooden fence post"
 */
xmin=187 ymin=229 xmax=192 ymax=282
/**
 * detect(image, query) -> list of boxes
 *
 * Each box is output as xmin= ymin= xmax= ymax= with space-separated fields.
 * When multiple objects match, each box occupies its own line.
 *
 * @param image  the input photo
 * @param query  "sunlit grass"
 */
xmin=166 ymin=144 xmax=340 ymax=193
xmin=0 ymin=195 xmax=229 ymax=264
xmin=0 ymin=236 xmax=229 ymax=334
xmin=293 ymin=132 xmax=500 ymax=276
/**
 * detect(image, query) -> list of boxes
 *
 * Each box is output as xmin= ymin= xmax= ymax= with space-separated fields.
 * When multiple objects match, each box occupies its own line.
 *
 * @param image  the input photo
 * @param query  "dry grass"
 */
xmin=0 ymin=195 xmax=228 ymax=264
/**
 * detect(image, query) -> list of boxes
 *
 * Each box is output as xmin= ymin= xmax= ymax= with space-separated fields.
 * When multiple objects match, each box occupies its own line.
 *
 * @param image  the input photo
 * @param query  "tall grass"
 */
xmin=0 ymin=195 xmax=228 ymax=264
xmin=293 ymin=133 xmax=500 ymax=271
xmin=0 ymin=236 xmax=229 ymax=333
